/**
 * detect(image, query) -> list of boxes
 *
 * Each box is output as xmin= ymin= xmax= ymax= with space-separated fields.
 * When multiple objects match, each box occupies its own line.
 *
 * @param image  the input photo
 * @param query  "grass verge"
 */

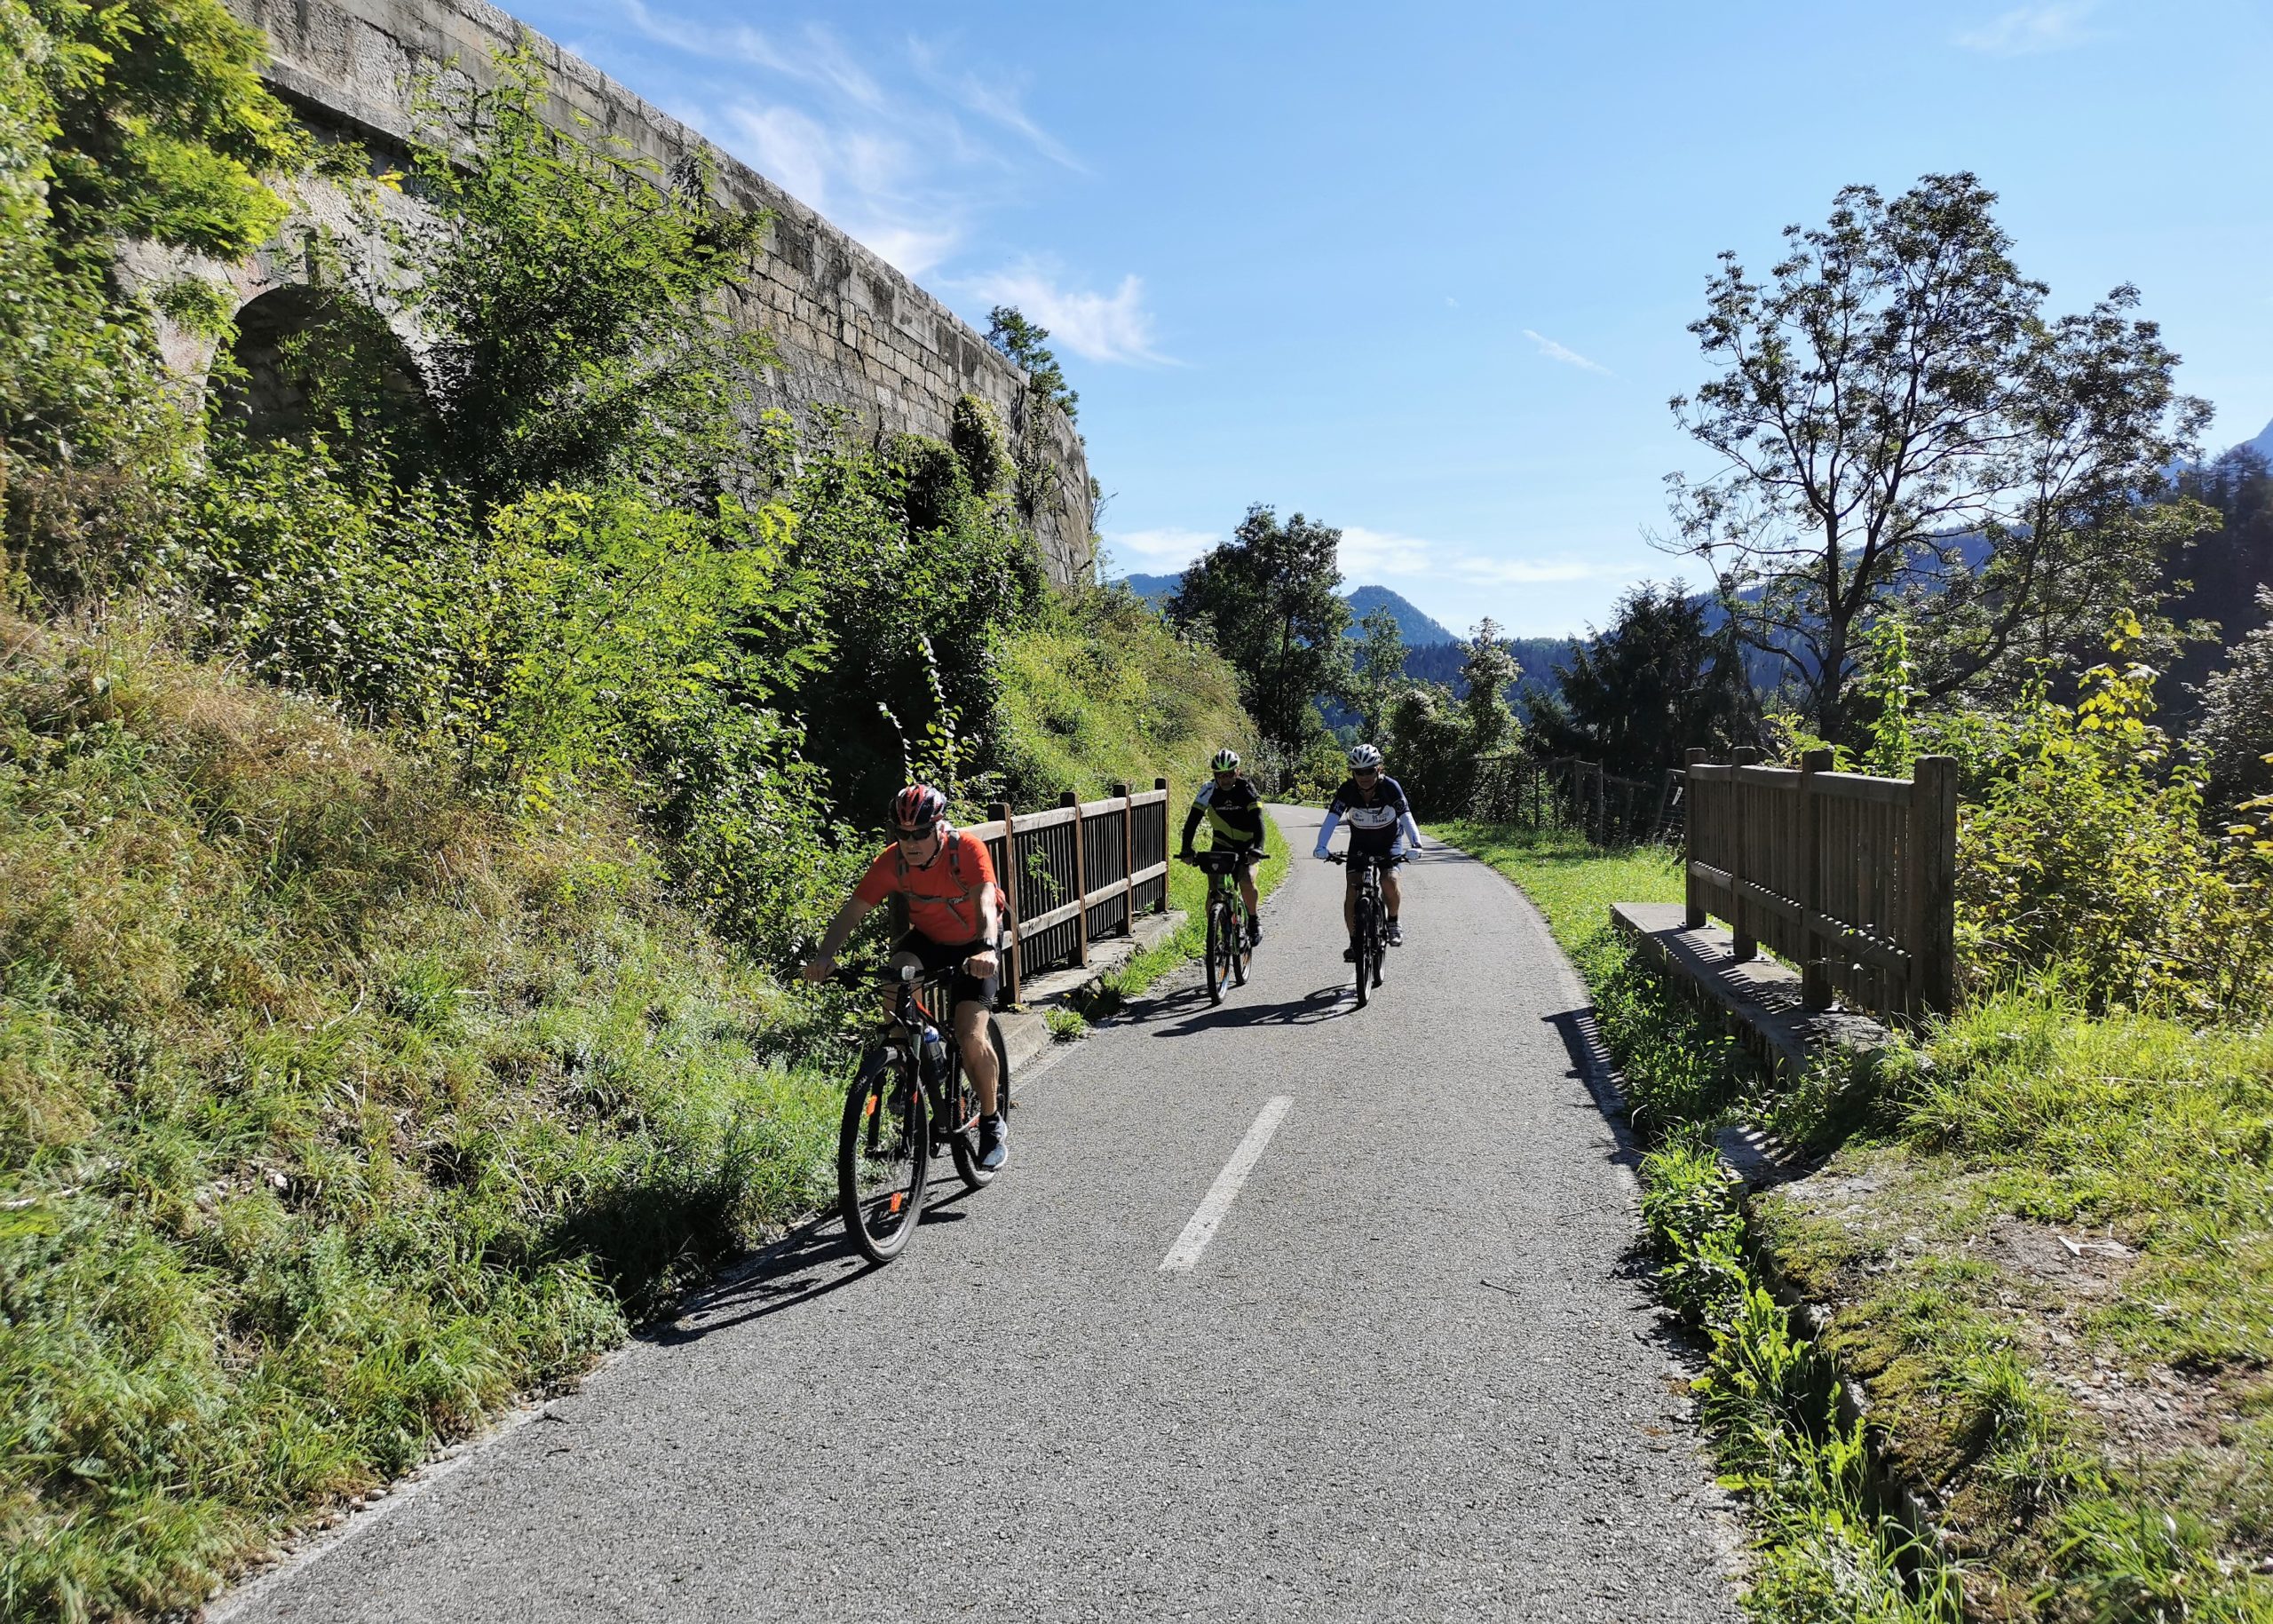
xmin=1437 ymin=818 xmax=2273 ymax=1622
xmin=0 ymin=616 xmax=843 ymax=1622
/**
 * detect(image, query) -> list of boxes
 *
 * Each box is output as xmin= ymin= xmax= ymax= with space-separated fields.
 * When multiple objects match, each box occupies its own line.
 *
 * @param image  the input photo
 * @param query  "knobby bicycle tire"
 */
xmin=837 ymin=1050 xmax=929 ymax=1263
xmin=947 ymin=1017 xmax=1013 ymax=1191
xmin=1232 ymin=898 xmax=1251 ymax=987
xmin=1353 ymin=893 xmax=1374 ymax=1008
xmin=1205 ymin=899 xmax=1230 ymax=1004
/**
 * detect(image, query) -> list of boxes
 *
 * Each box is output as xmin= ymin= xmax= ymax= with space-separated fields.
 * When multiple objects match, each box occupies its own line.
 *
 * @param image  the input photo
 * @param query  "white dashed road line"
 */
xmin=1158 ymin=1095 xmax=1294 ymax=1273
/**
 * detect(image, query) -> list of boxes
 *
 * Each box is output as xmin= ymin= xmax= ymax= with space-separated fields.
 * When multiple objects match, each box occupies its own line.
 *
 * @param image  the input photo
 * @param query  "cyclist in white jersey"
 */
xmin=1312 ymin=743 xmax=1423 ymax=958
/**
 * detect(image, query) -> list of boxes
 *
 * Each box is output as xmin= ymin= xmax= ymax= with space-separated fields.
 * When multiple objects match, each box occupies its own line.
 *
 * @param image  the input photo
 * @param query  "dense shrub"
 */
xmin=1921 ymin=622 xmax=2273 ymax=1018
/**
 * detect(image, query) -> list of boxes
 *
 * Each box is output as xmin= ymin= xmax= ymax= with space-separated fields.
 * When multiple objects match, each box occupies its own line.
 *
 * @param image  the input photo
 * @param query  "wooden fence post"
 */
xmin=1683 ymin=749 xmax=1707 ymax=929
xmin=1062 ymin=789 xmax=1089 ymax=966
xmin=1112 ymin=781 xmax=1135 ymax=936
xmin=1910 ymin=755 xmax=1958 ymax=1014
xmin=1730 ymin=746 xmax=1761 ymax=961
xmin=1153 ymin=778 xmax=1169 ymax=913
xmin=989 ymin=800 xmax=1019 ymax=1006
xmin=1798 ymin=748 xmax=1833 ymax=1010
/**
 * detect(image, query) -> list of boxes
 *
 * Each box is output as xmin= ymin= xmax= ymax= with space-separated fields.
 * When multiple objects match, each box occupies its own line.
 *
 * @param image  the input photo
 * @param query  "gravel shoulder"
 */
xmin=219 ymin=807 xmax=1741 ymax=1623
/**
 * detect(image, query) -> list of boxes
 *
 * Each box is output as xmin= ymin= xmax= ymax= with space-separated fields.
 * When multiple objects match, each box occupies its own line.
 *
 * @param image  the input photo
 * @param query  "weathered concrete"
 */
xmin=1610 ymin=902 xmax=1893 ymax=1083
xmin=190 ymin=0 xmax=1095 ymax=585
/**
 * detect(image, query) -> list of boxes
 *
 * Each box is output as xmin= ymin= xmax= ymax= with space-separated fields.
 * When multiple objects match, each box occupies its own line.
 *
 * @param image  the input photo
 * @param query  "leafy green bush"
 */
xmin=1638 ymin=1138 xmax=1748 ymax=1327
xmin=1926 ymin=622 xmax=2273 ymax=1018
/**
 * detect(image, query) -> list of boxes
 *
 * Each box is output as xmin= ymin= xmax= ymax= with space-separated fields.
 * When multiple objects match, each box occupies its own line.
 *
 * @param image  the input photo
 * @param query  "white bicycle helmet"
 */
xmin=1347 ymin=743 xmax=1384 ymax=772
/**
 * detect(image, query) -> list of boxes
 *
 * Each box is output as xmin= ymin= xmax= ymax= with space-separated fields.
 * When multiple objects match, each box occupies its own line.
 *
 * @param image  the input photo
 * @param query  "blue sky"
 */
xmin=510 ymin=0 xmax=2273 ymax=638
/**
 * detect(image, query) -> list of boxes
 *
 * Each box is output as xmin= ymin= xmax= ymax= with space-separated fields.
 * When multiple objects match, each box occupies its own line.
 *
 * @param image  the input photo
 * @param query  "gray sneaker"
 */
xmin=978 ymin=1113 xmax=1008 ymax=1171
xmin=1386 ymin=920 xmax=1404 ymax=947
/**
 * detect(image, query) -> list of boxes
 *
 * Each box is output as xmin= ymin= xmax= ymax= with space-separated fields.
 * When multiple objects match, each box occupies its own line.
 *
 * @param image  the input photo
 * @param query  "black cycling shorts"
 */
xmin=893 ymin=931 xmax=999 ymax=1012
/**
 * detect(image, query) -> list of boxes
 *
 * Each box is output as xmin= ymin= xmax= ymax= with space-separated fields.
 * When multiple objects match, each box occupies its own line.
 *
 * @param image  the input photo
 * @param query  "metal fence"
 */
xmin=1682 ymin=748 xmax=1958 ymax=1020
xmin=966 ymin=778 xmax=1173 ymax=1005
xmin=1471 ymin=755 xmax=1685 ymax=845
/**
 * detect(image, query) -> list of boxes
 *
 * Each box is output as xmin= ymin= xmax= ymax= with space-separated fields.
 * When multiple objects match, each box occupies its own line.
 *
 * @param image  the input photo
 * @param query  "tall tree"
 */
xmin=1458 ymin=619 xmax=1519 ymax=756
xmin=1529 ymin=582 xmax=1757 ymax=778
xmin=1167 ymin=504 xmax=1350 ymax=761
xmin=1350 ymin=604 xmax=1408 ymax=741
xmin=1665 ymin=172 xmax=2211 ymax=741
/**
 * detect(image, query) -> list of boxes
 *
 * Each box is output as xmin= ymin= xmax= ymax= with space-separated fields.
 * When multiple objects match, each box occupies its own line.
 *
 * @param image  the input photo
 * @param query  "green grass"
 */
xmin=1441 ymin=817 xmax=2273 ymax=1620
xmin=995 ymin=582 xmax=1254 ymax=808
xmin=0 ymin=616 xmax=843 ymax=1622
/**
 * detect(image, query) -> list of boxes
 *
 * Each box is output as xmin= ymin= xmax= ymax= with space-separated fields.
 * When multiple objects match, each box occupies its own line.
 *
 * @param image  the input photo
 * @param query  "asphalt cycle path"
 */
xmin=221 ymin=805 xmax=1739 ymax=1623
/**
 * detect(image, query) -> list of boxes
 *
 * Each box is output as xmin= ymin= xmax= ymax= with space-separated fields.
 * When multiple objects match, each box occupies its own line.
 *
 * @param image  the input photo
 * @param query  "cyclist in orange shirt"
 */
xmin=804 ymin=784 xmax=1009 ymax=1169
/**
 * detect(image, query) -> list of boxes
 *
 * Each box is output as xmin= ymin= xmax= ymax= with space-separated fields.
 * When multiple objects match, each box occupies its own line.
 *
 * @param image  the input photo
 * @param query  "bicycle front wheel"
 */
xmin=838 ymin=1050 xmax=930 ymax=1263
xmin=1232 ymin=903 xmax=1251 ymax=986
xmin=1205 ymin=900 xmax=1229 ymax=1004
xmin=1352 ymin=899 xmax=1374 ymax=1008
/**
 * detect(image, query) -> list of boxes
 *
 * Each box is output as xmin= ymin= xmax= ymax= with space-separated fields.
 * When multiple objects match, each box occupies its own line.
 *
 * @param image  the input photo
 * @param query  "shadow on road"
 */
xmin=641 ymin=1182 xmax=983 ymax=1346
xmin=1139 ymin=983 xmax=1355 ymax=1036
xmin=1543 ymin=1004 xmax=1645 ymax=1176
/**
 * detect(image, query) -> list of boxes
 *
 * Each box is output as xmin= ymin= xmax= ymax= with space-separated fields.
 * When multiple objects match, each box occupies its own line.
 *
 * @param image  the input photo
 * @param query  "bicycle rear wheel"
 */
xmin=1205 ymin=899 xmax=1230 ymax=1004
xmin=837 ymin=1050 xmax=930 ymax=1262
xmin=947 ymin=1017 xmax=1012 ymax=1190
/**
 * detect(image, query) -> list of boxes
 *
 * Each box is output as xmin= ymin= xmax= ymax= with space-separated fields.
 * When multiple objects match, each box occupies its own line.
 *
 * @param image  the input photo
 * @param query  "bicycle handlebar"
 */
xmin=827 ymin=963 xmax=924 ymax=989
xmin=1322 ymin=851 xmax=1406 ymax=867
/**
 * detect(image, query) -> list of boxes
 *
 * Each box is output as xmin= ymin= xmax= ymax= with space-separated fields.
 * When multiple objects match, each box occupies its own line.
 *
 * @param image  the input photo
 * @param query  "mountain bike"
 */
xmin=1183 ymin=848 xmax=1254 ymax=1004
xmin=832 ymin=963 xmax=1012 ymax=1264
xmin=1327 ymin=851 xmax=1403 ymax=1008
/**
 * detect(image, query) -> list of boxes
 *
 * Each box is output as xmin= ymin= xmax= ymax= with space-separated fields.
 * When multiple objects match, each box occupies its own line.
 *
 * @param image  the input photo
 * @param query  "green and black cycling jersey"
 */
xmin=1182 ymin=775 xmax=1265 ymax=852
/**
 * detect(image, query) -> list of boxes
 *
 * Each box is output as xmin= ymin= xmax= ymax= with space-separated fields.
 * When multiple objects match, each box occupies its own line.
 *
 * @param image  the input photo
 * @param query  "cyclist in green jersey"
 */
xmin=1180 ymin=749 xmax=1266 ymax=946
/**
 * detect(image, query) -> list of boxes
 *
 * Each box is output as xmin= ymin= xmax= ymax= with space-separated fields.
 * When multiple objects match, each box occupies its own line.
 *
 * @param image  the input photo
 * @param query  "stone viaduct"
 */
xmin=180 ymin=0 xmax=1096 ymax=585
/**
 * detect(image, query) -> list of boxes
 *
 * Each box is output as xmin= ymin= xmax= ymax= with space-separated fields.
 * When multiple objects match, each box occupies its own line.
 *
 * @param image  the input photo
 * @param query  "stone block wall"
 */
xmin=218 ymin=0 xmax=1095 ymax=586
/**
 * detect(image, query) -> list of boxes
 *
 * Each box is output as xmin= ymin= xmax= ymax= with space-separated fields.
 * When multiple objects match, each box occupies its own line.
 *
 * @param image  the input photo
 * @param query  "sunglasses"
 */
xmin=893 ymin=824 xmax=935 ymax=844
xmin=1355 ymin=767 xmax=1380 ymax=778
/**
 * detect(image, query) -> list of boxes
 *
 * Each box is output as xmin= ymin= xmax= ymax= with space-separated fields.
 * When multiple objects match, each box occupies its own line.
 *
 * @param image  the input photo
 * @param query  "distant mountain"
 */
xmin=1113 ymin=571 xmax=1182 ymax=606
xmin=1107 ymin=574 xmax=1462 ymax=648
xmin=1343 ymin=586 xmax=1458 ymax=646
xmin=2241 ymin=416 xmax=2273 ymax=464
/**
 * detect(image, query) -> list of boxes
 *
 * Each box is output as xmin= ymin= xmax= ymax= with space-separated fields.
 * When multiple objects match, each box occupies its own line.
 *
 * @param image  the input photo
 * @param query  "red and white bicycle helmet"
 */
xmin=891 ymin=783 xmax=948 ymax=829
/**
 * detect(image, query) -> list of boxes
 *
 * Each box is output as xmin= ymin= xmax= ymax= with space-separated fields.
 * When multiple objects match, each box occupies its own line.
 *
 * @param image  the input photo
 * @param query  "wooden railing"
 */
xmin=1682 ymin=748 xmax=1957 ymax=1020
xmin=964 ymin=778 xmax=1172 ymax=1006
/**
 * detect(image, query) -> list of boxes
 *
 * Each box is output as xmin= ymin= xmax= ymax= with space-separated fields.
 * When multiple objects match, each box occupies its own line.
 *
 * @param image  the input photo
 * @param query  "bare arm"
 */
xmin=802 ymin=894 xmax=877 ymax=979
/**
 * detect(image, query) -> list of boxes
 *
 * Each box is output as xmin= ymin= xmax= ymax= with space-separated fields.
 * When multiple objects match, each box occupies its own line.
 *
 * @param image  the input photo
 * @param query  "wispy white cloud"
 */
xmin=907 ymin=38 xmax=1083 ymax=171
xmin=1521 ymin=329 xmax=1613 ymax=376
xmin=619 ymin=2 xmax=1090 ymax=282
xmin=622 ymin=2 xmax=884 ymax=105
xmin=1101 ymin=527 xmax=1217 ymax=568
xmin=1342 ymin=525 xmax=1636 ymax=589
xmin=1338 ymin=526 xmax=1437 ymax=577
xmin=1953 ymin=2 xmax=2101 ymax=55
xmin=964 ymin=259 xmax=1168 ymax=365
xmin=717 ymin=102 xmax=960 ymax=275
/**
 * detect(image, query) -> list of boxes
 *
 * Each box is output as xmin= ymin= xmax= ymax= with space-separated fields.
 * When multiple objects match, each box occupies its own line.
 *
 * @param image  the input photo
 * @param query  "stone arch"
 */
xmin=215 ymin=285 xmax=434 ymax=449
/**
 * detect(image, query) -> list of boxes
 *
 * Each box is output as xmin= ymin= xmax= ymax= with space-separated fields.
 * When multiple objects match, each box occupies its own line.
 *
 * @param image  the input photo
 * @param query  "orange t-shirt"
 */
xmin=852 ymin=831 xmax=997 ymax=945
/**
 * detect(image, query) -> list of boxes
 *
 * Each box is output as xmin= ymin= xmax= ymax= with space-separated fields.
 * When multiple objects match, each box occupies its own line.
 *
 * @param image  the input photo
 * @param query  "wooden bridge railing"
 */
xmin=963 ymin=778 xmax=1172 ymax=1006
xmin=1682 ymin=748 xmax=1957 ymax=1020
